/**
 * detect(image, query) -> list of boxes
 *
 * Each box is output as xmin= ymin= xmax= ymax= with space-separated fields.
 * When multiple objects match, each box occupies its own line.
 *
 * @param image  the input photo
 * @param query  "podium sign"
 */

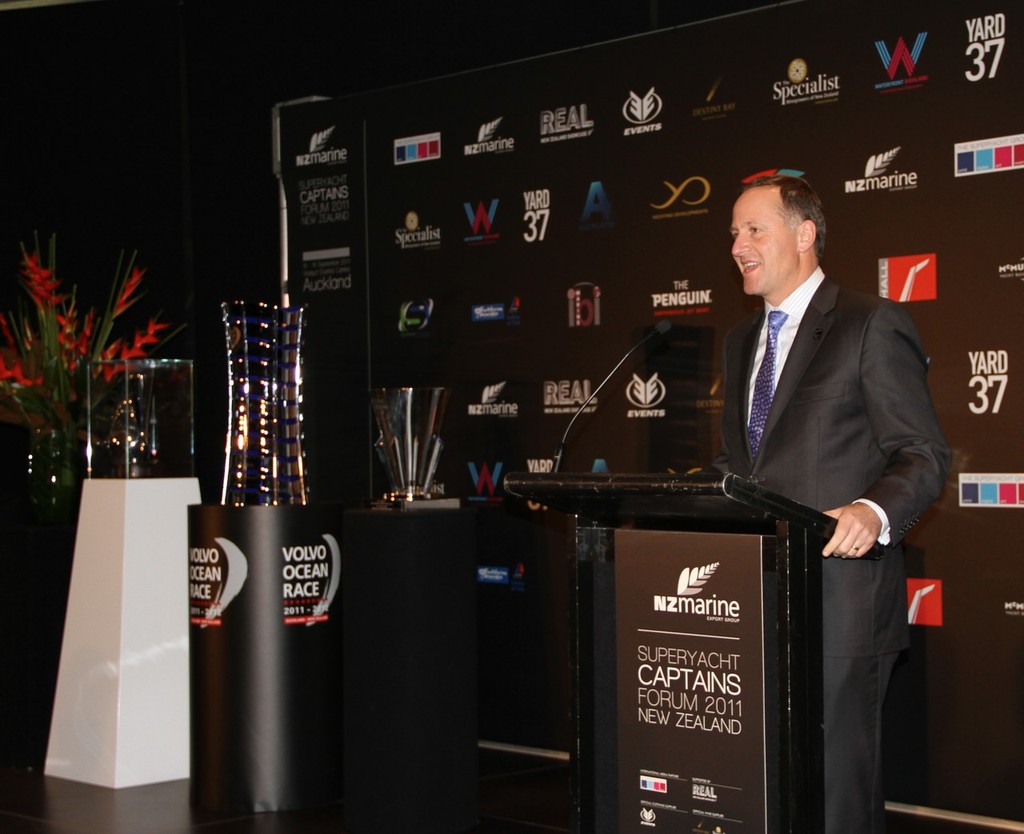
xmin=615 ymin=530 xmax=768 ymax=832
xmin=503 ymin=471 xmax=826 ymax=834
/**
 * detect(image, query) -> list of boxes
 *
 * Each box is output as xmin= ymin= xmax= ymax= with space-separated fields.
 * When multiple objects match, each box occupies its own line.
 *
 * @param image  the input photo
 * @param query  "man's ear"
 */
xmin=797 ymin=219 xmax=817 ymax=254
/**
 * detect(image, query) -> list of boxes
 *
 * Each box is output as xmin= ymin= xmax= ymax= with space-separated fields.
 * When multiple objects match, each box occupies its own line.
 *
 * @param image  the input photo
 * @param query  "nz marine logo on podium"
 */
xmin=189 ymin=534 xmax=341 ymax=628
xmin=653 ymin=562 xmax=742 ymax=623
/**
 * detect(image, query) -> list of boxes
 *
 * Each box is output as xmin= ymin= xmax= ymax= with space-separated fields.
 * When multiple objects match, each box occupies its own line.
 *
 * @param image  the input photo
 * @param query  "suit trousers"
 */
xmin=823 ymin=652 xmax=900 ymax=834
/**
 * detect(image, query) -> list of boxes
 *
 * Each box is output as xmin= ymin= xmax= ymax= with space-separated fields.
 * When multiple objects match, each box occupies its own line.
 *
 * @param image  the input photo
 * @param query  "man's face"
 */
xmin=729 ymin=186 xmax=808 ymax=307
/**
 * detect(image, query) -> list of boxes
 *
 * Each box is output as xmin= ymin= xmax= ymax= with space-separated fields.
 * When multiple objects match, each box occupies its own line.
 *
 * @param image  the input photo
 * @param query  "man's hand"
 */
xmin=822 ymin=503 xmax=882 ymax=558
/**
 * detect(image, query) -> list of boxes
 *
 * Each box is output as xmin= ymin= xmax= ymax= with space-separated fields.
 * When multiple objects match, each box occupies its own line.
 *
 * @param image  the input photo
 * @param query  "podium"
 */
xmin=504 ymin=471 xmax=829 ymax=834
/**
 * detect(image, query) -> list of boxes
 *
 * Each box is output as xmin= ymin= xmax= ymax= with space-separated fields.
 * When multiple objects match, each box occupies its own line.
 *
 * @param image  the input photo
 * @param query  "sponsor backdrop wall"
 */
xmin=275 ymin=0 xmax=1022 ymax=822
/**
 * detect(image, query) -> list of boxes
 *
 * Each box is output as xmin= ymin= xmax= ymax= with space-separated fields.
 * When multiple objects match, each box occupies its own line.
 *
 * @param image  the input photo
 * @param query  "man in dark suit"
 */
xmin=716 ymin=175 xmax=949 ymax=833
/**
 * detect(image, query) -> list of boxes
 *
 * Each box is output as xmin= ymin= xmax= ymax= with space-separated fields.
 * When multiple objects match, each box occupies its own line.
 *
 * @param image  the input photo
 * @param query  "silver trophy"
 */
xmin=370 ymin=387 xmax=453 ymax=506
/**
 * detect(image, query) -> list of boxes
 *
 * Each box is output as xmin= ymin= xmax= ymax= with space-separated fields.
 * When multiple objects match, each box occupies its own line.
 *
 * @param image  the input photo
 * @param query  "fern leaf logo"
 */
xmin=676 ymin=562 xmax=719 ymax=596
xmin=623 ymin=87 xmax=663 ymax=124
xmin=864 ymin=146 xmax=900 ymax=177
xmin=309 ymin=127 xmax=336 ymax=153
xmin=481 ymin=381 xmax=507 ymax=403
xmin=478 ymin=117 xmax=503 ymax=142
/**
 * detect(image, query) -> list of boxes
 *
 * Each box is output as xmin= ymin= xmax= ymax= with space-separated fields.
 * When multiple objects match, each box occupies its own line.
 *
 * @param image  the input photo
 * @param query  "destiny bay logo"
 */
xmin=654 ymin=562 xmax=741 ymax=621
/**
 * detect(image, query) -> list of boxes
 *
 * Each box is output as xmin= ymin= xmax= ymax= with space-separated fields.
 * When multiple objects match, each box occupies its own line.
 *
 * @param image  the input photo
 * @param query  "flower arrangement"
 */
xmin=0 ymin=233 xmax=181 ymax=521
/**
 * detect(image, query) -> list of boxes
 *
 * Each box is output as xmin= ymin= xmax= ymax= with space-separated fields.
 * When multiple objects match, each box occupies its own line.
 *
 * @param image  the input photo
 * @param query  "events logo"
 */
xmin=567 ymin=282 xmax=601 ymax=327
xmin=955 ymin=133 xmax=1024 ymax=177
xmin=844 ymin=147 xmax=918 ymax=193
xmin=464 ymin=116 xmax=515 ymax=155
xmin=539 ymin=103 xmax=594 ymax=143
xmin=693 ymin=76 xmax=736 ymax=120
xmin=968 ymin=349 xmax=1009 ymax=414
xmin=394 ymin=210 xmax=441 ymax=250
xmin=878 ymin=253 xmax=937 ymax=302
xmin=398 ymin=299 xmax=434 ymax=333
xmin=622 ymin=87 xmax=663 ymax=135
xmin=467 ymin=382 xmax=519 ymax=417
xmin=965 ymin=13 xmax=1006 ymax=81
xmin=295 ymin=126 xmax=348 ymax=167
xmin=907 ymin=578 xmax=943 ymax=626
xmin=543 ymin=379 xmax=595 ymax=415
xmin=579 ymin=181 xmax=614 ymax=230
xmin=464 ymin=199 xmax=500 ymax=244
xmin=651 ymin=279 xmax=713 ymax=316
xmin=394 ymin=131 xmax=441 ymax=165
xmin=626 ymin=373 xmax=667 ymax=418
xmin=650 ymin=176 xmax=711 ymax=220
xmin=874 ymin=33 xmax=928 ymax=92
xmin=467 ymin=461 xmax=504 ymax=505
xmin=772 ymin=57 xmax=840 ymax=105
xmin=959 ymin=473 xmax=1024 ymax=507
xmin=523 ymin=188 xmax=551 ymax=242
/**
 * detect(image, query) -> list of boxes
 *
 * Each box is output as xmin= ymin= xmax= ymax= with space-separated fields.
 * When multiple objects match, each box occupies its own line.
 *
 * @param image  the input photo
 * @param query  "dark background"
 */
xmin=0 ymin=0 xmax=767 ymax=511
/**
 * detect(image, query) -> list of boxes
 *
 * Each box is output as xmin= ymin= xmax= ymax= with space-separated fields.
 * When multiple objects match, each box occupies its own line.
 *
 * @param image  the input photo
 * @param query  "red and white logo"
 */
xmin=907 ymin=578 xmax=943 ymax=626
xmin=879 ymin=253 xmax=937 ymax=301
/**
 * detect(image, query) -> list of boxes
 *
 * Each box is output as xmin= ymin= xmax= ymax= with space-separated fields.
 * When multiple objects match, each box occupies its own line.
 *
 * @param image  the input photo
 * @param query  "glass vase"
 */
xmin=27 ymin=424 xmax=80 ymax=525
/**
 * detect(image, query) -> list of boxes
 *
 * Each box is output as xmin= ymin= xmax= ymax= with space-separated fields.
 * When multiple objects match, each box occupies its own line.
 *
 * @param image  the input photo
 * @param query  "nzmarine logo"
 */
xmin=296 ymin=127 xmax=348 ymax=166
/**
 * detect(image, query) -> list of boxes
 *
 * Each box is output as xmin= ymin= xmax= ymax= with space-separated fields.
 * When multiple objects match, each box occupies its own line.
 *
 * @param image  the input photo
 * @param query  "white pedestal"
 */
xmin=44 ymin=478 xmax=201 ymax=787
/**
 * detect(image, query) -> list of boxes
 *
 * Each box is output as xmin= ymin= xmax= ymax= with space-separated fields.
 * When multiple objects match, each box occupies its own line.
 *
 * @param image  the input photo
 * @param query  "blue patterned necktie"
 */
xmin=748 ymin=310 xmax=788 ymax=457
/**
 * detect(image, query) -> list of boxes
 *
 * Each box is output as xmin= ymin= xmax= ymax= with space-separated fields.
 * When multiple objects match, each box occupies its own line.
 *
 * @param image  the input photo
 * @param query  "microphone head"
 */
xmin=654 ymin=319 xmax=671 ymax=335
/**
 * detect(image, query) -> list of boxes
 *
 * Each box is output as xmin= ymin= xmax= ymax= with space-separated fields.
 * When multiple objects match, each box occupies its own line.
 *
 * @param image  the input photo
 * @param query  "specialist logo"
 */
xmin=878 ymin=254 xmax=937 ymax=302
xmin=567 ymin=282 xmax=601 ymax=327
xmin=394 ymin=210 xmax=441 ymax=250
xmin=626 ymin=373 xmax=666 ymax=418
xmin=622 ymin=87 xmax=663 ymax=135
xmin=650 ymin=176 xmax=711 ymax=220
xmin=540 ymin=103 xmax=594 ymax=143
xmin=844 ymin=147 xmax=918 ymax=193
xmin=523 ymin=188 xmax=551 ymax=242
xmin=954 ymin=133 xmax=1024 ymax=177
xmin=295 ymin=126 xmax=349 ymax=167
xmin=464 ymin=198 xmax=500 ymax=244
xmin=394 ymin=131 xmax=441 ymax=165
xmin=959 ymin=473 xmax=1024 ymax=507
xmin=464 ymin=116 xmax=515 ymax=155
xmin=965 ymin=13 xmax=1006 ymax=81
xmin=467 ymin=382 xmax=520 ymax=417
xmin=907 ymin=578 xmax=943 ymax=627
xmin=874 ymin=33 xmax=928 ymax=92
xmin=968 ymin=349 xmax=1009 ymax=415
xmin=772 ymin=57 xmax=840 ymax=105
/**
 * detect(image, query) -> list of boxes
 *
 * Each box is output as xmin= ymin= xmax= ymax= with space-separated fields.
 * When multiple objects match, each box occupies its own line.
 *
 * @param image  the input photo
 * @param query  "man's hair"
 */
xmin=742 ymin=175 xmax=826 ymax=260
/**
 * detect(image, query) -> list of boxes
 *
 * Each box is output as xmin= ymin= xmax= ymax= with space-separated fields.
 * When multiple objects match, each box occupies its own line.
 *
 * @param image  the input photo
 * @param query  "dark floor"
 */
xmin=0 ymin=747 xmax=1012 ymax=834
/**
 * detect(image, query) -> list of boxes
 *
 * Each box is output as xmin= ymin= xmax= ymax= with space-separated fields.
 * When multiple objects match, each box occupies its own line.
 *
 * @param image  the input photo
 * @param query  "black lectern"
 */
xmin=504 ymin=471 xmax=828 ymax=834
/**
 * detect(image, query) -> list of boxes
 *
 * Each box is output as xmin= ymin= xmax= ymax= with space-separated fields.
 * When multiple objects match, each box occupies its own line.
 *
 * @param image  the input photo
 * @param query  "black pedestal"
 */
xmin=342 ymin=507 xmax=478 ymax=834
xmin=187 ymin=503 xmax=343 ymax=812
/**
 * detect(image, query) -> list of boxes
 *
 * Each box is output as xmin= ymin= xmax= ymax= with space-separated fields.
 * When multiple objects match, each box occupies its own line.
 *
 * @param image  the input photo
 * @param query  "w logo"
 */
xmin=467 ymin=462 xmax=504 ymax=504
xmin=876 ymin=33 xmax=927 ymax=79
xmin=464 ymin=199 xmax=500 ymax=244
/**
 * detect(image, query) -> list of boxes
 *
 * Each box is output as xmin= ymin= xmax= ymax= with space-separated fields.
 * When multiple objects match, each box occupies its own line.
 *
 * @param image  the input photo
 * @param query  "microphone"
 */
xmin=551 ymin=319 xmax=671 ymax=473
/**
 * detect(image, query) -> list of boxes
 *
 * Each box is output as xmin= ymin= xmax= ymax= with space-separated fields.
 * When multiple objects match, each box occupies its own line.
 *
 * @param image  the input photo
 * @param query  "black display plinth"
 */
xmin=504 ymin=471 xmax=827 ymax=834
xmin=187 ymin=503 xmax=343 ymax=812
xmin=342 ymin=507 xmax=478 ymax=834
